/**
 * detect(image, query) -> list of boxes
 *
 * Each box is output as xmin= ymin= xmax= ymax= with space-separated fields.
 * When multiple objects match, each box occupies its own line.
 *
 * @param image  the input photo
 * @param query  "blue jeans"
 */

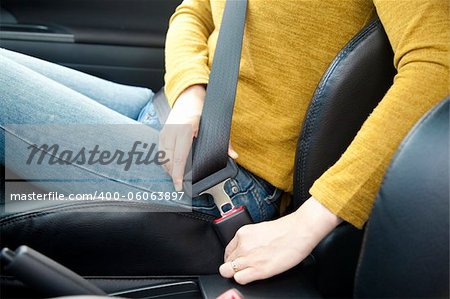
xmin=0 ymin=48 xmax=281 ymax=222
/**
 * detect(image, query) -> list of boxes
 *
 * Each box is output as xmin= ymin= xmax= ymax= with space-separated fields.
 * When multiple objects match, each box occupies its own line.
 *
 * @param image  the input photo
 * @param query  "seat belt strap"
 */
xmin=190 ymin=0 xmax=253 ymax=245
xmin=192 ymin=0 xmax=248 ymax=183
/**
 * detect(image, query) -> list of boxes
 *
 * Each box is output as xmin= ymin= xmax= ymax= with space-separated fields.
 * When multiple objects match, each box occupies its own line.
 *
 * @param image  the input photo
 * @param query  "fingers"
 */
xmin=159 ymin=129 xmax=175 ymax=175
xmin=219 ymin=256 xmax=265 ymax=285
xmin=159 ymin=92 xmax=202 ymax=190
xmin=171 ymin=127 xmax=192 ymax=191
xmin=219 ymin=257 xmax=248 ymax=278
xmin=233 ymin=267 xmax=264 ymax=285
xmin=225 ymin=224 xmax=257 ymax=262
xmin=159 ymin=123 xmax=193 ymax=191
xmin=224 ymin=235 xmax=239 ymax=262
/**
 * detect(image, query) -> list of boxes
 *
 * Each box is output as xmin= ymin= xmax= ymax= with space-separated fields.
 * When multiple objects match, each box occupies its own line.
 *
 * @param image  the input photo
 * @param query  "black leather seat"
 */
xmin=182 ymin=97 xmax=450 ymax=299
xmin=1 ymin=18 xmax=396 ymax=297
xmin=36 ymin=97 xmax=450 ymax=299
xmin=353 ymin=98 xmax=449 ymax=298
xmin=295 ymin=18 xmax=396 ymax=297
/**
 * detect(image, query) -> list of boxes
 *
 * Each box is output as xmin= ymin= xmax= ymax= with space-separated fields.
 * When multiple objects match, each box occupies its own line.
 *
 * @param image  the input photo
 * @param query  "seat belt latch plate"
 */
xmin=200 ymin=179 xmax=234 ymax=216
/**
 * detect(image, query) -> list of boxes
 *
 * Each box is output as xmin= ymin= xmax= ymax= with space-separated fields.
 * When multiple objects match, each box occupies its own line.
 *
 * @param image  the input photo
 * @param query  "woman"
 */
xmin=1 ymin=0 xmax=448 ymax=286
xmin=162 ymin=0 xmax=448 ymax=284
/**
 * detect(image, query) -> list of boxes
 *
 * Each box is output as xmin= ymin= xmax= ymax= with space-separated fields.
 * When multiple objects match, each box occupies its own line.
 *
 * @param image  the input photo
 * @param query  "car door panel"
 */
xmin=0 ymin=0 xmax=182 ymax=90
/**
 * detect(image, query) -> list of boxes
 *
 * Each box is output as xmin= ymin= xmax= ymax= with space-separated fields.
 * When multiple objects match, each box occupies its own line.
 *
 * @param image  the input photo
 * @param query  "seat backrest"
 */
xmin=292 ymin=18 xmax=397 ymax=298
xmin=354 ymin=98 xmax=449 ymax=298
xmin=293 ymin=18 xmax=397 ymax=208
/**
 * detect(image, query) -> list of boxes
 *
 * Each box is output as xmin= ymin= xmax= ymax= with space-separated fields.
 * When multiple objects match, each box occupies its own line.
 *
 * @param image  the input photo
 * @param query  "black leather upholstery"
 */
xmin=1 ymin=276 xmax=197 ymax=299
xmin=354 ymin=98 xmax=449 ymax=298
xmin=0 ymin=202 xmax=223 ymax=276
xmin=294 ymin=18 xmax=396 ymax=207
xmin=197 ymin=97 xmax=450 ymax=299
xmin=312 ymin=223 xmax=364 ymax=297
xmin=295 ymin=18 xmax=396 ymax=298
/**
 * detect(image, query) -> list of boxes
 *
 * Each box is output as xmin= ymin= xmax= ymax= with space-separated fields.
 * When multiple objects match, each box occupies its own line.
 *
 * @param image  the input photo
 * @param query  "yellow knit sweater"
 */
xmin=165 ymin=0 xmax=449 ymax=228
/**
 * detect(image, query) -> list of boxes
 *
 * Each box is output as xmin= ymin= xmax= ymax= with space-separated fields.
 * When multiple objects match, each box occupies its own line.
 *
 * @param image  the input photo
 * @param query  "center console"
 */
xmin=94 ymin=264 xmax=321 ymax=299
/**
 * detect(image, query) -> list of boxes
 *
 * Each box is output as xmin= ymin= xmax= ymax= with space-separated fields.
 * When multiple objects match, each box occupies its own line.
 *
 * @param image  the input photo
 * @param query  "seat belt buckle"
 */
xmin=212 ymin=204 xmax=253 ymax=246
xmin=199 ymin=170 xmax=253 ymax=246
xmin=188 ymin=158 xmax=253 ymax=245
xmin=190 ymin=157 xmax=239 ymax=197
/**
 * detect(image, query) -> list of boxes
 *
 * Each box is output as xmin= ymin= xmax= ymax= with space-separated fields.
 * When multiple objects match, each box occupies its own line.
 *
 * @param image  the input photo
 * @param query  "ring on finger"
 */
xmin=231 ymin=260 xmax=240 ymax=273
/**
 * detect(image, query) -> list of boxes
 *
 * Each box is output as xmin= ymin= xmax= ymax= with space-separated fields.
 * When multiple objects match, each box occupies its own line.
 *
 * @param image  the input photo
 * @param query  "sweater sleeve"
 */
xmin=310 ymin=0 xmax=449 ymax=229
xmin=164 ymin=0 xmax=214 ymax=106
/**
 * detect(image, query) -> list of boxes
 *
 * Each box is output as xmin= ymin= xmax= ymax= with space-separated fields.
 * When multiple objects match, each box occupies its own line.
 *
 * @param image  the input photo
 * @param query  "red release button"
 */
xmin=213 ymin=206 xmax=246 ymax=224
xmin=216 ymin=288 xmax=243 ymax=299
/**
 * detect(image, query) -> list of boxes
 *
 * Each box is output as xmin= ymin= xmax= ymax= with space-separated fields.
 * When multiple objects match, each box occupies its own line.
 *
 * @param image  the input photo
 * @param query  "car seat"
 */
xmin=0 ymin=18 xmax=398 ymax=298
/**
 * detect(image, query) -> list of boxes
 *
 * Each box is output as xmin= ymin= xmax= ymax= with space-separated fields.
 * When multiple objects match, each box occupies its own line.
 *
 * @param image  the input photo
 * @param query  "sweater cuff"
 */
xmin=164 ymin=65 xmax=210 ymax=107
xmin=309 ymin=180 xmax=368 ymax=229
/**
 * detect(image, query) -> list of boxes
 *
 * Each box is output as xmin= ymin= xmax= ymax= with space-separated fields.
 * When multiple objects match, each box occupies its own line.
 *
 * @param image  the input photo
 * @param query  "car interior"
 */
xmin=0 ymin=1 xmax=449 ymax=298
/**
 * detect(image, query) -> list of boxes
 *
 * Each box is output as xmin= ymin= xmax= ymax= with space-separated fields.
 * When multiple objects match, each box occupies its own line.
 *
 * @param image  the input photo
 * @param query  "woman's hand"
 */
xmin=219 ymin=197 xmax=343 ymax=285
xmin=160 ymin=84 xmax=238 ymax=191
xmin=160 ymin=85 xmax=205 ymax=190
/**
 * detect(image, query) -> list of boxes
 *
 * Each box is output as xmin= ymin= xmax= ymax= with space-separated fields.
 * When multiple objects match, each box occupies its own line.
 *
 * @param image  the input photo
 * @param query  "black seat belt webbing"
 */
xmin=192 ymin=0 xmax=248 ymax=183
